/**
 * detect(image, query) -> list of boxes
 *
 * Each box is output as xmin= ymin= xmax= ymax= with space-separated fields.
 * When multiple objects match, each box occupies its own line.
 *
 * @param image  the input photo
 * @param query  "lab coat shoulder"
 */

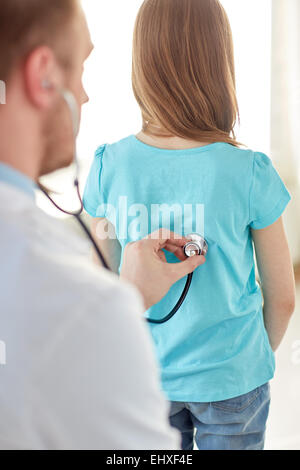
xmin=0 ymin=186 xmax=180 ymax=450
xmin=37 ymin=229 xmax=180 ymax=449
xmin=27 ymin=243 xmax=180 ymax=449
xmin=29 ymin=273 xmax=180 ymax=450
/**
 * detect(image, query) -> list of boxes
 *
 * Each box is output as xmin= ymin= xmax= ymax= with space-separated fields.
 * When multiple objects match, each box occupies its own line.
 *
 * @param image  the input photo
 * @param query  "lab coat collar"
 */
xmin=0 ymin=163 xmax=37 ymax=201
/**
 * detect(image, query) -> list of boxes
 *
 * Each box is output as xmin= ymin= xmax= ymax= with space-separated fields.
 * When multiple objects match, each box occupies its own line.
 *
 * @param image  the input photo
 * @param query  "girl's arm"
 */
xmin=251 ymin=216 xmax=296 ymax=351
xmin=91 ymin=218 xmax=122 ymax=274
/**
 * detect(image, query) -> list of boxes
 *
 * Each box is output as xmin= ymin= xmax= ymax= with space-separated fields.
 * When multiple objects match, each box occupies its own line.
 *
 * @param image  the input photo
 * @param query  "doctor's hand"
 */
xmin=120 ymin=229 xmax=206 ymax=311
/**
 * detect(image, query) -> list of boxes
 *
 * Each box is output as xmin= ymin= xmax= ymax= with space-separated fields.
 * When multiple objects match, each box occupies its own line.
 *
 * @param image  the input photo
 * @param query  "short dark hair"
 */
xmin=0 ymin=0 xmax=78 ymax=83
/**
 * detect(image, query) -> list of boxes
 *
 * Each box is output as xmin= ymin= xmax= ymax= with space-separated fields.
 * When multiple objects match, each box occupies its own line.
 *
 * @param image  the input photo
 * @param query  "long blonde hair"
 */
xmin=132 ymin=0 xmax=240 ymax=146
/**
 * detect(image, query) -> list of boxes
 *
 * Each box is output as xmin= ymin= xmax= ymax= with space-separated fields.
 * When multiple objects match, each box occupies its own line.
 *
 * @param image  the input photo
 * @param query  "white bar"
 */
xmin=0 ymin=80 xmax=6 ymax=105
xmin=0 ymin=340 xmax=6 ymax=365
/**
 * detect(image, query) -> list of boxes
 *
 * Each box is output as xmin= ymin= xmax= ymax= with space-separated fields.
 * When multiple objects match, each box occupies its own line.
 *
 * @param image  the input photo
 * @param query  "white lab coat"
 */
xmin=0 ymin=182 xmax=180 ymax=450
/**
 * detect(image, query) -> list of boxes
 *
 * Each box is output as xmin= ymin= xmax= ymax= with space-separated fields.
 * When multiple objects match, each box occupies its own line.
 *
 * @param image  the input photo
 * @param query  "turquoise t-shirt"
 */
xmin=83 ymin=135 xmax=292 ymax=402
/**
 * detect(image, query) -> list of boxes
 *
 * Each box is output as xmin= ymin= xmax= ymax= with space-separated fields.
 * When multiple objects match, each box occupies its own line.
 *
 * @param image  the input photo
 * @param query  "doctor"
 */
xmin=0 ymin=0 xmax=205 ymax=450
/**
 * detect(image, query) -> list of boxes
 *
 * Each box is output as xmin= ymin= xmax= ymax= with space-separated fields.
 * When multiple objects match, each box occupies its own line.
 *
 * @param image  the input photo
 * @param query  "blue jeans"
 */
xmin=169 ymin=383 xmax=271 ymax=450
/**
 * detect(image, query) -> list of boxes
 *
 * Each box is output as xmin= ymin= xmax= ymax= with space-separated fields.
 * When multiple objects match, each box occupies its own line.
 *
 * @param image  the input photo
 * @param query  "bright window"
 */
xmin=38 ymin=0 xmax=272 ymax=215
xmin=221 ymin=0 xmax=272 ymax=153
xmin=78 ymin=0 xmax=272 ymax=159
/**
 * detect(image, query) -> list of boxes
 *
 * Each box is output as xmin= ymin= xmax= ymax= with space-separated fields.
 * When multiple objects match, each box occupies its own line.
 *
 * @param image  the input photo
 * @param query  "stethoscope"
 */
xmin=38 ymin=85 xmax=208 ymax=324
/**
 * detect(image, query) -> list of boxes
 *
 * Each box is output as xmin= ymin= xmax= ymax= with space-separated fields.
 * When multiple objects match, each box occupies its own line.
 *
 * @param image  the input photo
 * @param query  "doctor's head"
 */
xmin=0 ymin=0 xmax=93 ymax=177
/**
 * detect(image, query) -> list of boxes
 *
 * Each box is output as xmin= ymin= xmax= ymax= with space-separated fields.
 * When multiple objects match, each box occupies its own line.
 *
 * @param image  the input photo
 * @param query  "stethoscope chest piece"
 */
xmin=184 ymin=233 xmax=208 ymax=257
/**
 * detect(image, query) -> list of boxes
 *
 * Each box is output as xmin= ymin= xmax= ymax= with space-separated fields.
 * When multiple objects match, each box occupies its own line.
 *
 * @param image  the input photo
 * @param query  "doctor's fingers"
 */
xmin=166 ymin=255 xmax=206 ymax=283
xmin=144 ymin=229 xmax=188 ymax=248
xmin=163 ymin=242 xmax=187 ymax=261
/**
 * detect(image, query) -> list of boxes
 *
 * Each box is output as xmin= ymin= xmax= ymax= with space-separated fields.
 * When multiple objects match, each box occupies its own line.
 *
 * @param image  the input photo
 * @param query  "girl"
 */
xmin=83 ymin=0 xmax=296 ymax=450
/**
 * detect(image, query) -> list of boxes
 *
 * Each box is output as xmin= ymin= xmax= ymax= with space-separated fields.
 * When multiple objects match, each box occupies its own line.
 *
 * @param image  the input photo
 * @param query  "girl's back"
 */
xmin=83 ymin=133 xmax=290 ymax=402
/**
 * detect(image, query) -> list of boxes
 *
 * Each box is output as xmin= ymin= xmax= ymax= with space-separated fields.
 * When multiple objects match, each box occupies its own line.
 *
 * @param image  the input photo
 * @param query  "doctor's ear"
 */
xmin=23 ymin=45 xmax=61 ymax=109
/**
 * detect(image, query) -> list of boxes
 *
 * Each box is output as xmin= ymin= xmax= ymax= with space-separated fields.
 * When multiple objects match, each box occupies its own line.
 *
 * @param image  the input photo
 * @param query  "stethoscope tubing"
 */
xmin=38 ymin=183 xmax=110 ymax=271
xmin=145 ymin=272 xmax=194 ymax=324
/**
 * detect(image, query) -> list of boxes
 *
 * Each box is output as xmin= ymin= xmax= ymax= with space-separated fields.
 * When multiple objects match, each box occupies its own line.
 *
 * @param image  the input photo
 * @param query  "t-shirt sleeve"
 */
xmin=83 ymin=144 xmax=107 ymax=218
xmin=249 ymin=151 xmax=292 ymax=230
